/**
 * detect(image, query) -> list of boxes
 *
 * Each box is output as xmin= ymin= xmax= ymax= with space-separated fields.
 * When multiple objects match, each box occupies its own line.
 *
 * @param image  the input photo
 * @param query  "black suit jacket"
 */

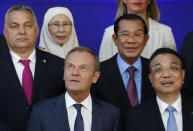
xmin=27 ymin=93 xmax=121 ymax=131
xmin=180 ymin=31 xmax=193 ymax=94
xmin=93 ymin=54 xmax=155 ymax=131
xmin=128 ymin=93 xmax=193 ymax=131
xmin=0 ymin=35 xmax=8 ymax=52
xmin=0 ymin=49 xmax=65 ymax=131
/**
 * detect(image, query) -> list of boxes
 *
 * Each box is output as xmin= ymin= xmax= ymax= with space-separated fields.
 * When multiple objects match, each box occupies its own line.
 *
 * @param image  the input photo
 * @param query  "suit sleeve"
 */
xmin=27 ymin=105 xmax=42 ymax=131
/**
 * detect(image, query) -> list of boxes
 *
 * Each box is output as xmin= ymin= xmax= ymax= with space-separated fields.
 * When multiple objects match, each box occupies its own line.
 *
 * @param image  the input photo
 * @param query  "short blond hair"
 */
xmin=115 ymin=0 xmax=160 ymax=21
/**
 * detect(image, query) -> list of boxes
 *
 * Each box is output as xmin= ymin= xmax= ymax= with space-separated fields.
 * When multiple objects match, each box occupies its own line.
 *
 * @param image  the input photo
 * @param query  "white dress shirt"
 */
xmin=157 ymin=95 xmax=182 ymax=131
xmin=65 ymin=92 xmax=92 ymax=131
xmin=10 ymin=49 xmax=36 ymax=85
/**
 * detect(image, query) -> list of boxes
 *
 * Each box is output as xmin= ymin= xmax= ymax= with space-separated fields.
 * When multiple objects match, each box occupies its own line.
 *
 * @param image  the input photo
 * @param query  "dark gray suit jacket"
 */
xmin=27 ymin=93 xmax=121 ymax=131
xmin=92 ymin=54 xmax=155 ymax=131
xmin=0 ymin=49 xmax=65 ymax=131
xmin=128 ymin=93 xmax=193 ymax=131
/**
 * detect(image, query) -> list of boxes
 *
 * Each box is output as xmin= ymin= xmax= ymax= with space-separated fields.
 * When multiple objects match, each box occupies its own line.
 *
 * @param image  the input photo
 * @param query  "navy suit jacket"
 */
xmin=27 ymin=93 xmax=121 ymax=131
xmin=128 ymin=93 xmax=193 ymax=131
xmin=92 ymin=54 xmax=155 ymax=131
xmin=0 ymin=49 xmax=65 ymax=131
xmin=180 ymin=31 xmax=193 ymax=94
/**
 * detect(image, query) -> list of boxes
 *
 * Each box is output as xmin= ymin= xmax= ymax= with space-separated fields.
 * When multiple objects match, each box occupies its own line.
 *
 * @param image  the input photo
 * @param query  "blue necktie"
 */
xmin=74 ymin=104 xmax=84 ymax=131
xmin=166 ymin=106 xmax=178 ymax=131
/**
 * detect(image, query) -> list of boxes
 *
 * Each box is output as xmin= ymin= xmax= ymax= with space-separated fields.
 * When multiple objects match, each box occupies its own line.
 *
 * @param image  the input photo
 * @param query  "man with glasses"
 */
xmin=128 ymin=48 xmax=193 ymax=131
xmin=93 ymin=14 xmax=155 ymax=131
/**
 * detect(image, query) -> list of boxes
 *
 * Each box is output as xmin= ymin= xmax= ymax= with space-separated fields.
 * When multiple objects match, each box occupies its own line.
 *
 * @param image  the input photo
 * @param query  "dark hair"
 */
xmin=65 ymin=46 xmax=100 ymax=72
xmin=114 ymin=13 xmax=148 ymax=35
xmin=149 ymin=48 xmax=185 ymax=70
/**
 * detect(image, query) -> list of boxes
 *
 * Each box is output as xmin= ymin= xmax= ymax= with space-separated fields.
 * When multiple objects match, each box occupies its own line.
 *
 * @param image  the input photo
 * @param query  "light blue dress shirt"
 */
xmin=117 ymin=54 xmax=142 ymax=103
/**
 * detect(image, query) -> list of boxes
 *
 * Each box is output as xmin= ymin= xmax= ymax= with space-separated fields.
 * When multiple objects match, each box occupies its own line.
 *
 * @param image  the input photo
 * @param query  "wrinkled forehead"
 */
xmin=7 ymin=10 xmax=34 ymax=23
xmin=66 ymin=51 xmax=94 ymax=65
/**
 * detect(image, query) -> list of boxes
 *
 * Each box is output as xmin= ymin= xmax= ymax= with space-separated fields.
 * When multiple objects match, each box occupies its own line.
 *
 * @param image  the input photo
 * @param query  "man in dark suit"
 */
xmin=93 ymin=14 xmax=155 ymax=130
xmin=180 ymin=31 xmax=193 ymax=94
xmin=128 ymin=48 xmax=193 ymax=131
xmin=27 ymin=46 xmax=121 ymax=131
xmin=0 ymin=5 xmax=65 ymax=131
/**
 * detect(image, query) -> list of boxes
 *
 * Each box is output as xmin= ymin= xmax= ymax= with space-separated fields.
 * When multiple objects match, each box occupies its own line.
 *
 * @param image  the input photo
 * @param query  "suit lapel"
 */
xmin=141 ymin=57 xmax=155 ymax=103
xmin=52 ymin=93 xmax=70 ymax=131
xmin=31 ymin=49 xmax=47 ymax=104
xmin=110 ymin=55 xmax=131 ymax=107
xmin=91 ymin=97 xmax=104 ymax=131
xmin=145 ymin=100 xmax=165 ymax=131
xmin=0 ymin=50 xmax=28 ymax=105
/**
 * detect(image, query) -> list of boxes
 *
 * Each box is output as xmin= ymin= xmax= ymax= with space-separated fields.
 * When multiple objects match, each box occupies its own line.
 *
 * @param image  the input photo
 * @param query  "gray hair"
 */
xmin=4 ymin=4 xmax=37 ymax=28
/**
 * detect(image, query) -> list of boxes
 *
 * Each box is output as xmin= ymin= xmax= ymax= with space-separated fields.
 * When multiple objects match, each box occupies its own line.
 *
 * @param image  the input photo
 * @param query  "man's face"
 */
xmin=4 ymin=10 xmax=39 ymax=53
xmin=149 ymin=53 xmax=185 ymax=97
xmin=113 ymin=19 xmax=149 ymax=64
xmin=64 ymin=51 xmax=100 ymax=97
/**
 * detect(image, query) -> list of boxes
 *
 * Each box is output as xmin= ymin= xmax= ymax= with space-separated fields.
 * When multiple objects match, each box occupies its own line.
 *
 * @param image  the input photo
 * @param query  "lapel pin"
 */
xmin=42 ymin=59 xmax=46 ymax=63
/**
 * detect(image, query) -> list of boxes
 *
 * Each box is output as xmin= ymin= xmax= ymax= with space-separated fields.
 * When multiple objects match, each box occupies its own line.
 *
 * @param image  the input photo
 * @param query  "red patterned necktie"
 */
xmin=19 ymin=59 xmax=33 ymax=106
xmin=127 ymin=66 xmax=138 ymax=107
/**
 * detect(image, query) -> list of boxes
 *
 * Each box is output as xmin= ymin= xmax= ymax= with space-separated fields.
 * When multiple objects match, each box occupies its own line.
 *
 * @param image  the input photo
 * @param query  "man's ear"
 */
xmin=143 ymin=34 xmax=149 ymax=47
xmin=112 ymin=34 xmax=118 ymax=46
xmin=92 ymin=71 xmax=100 ymax=84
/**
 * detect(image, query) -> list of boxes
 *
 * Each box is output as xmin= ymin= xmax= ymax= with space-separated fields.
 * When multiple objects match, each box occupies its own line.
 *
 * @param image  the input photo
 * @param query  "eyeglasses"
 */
xmin=48 ymin=21 xmax=72 ymax=29
xmin=117 ymin=33 xmax=145 ymax=42
xmin=151 ymin=64 xmax=181 ymax=74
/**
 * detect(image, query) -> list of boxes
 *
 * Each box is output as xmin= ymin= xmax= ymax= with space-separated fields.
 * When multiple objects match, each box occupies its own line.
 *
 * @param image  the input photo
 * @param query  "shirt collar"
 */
xmin=157 ymin=95 xmax=182 ymax=114
xmin=10 ymin=49 xmax=36 ymax=64
xmin=65 ymin=92 xmax=92 ymax=112
xmin=117 ymin=53 xmax=142 ymax=74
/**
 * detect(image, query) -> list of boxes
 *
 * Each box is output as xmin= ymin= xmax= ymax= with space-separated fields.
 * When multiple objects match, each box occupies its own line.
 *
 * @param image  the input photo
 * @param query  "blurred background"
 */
xmin=0 ymin=0 xmax=193 ymax=54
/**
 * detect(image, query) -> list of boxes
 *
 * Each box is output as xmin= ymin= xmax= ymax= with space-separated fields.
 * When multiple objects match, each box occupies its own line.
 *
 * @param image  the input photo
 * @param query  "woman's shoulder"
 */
xmin=104 ymin=25 xmax=114 ymax=32
xmin=149 ymin=18 xmax=172 ymax=31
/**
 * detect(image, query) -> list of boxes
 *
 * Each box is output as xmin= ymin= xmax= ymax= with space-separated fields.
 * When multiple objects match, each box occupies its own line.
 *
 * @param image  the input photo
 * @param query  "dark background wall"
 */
xmin=0 ymin=0 xmax=193 ymax=54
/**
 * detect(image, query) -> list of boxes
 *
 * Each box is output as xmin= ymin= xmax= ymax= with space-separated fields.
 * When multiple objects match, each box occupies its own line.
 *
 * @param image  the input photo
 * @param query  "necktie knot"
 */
xmin=127 ymin=66 xmax=136 ymax=76
xmin=74 ymin=104 xmax=83 ymax=112
xmin=166 ymin=106 xmax=176 ymax=112
xmin=19 ymin=59 xmax=30 ymax=68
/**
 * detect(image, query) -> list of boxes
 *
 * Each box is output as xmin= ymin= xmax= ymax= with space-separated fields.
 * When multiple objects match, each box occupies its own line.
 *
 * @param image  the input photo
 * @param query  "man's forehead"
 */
xmin=8 ymin=10 xmax=33 ymax=20
xmin=118 ymin=19 xmax=144 ymax=31
xmin=66 ymin=51 xmax=94 ymax=63
xmin=151 ymin=54 xmax=181 ymax=66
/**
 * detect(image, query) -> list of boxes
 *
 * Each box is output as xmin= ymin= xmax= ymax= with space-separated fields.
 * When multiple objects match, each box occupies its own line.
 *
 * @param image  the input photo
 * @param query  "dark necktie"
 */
xmin=127 ymin=66 xmax=138 ymax=107
xmin=19 ymin=59 xmax=33 ymax=106
xmin=74 ymin=104 xmax=84 ymax=131
xmin=166 ymin=106 xmax=178 ymax=131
